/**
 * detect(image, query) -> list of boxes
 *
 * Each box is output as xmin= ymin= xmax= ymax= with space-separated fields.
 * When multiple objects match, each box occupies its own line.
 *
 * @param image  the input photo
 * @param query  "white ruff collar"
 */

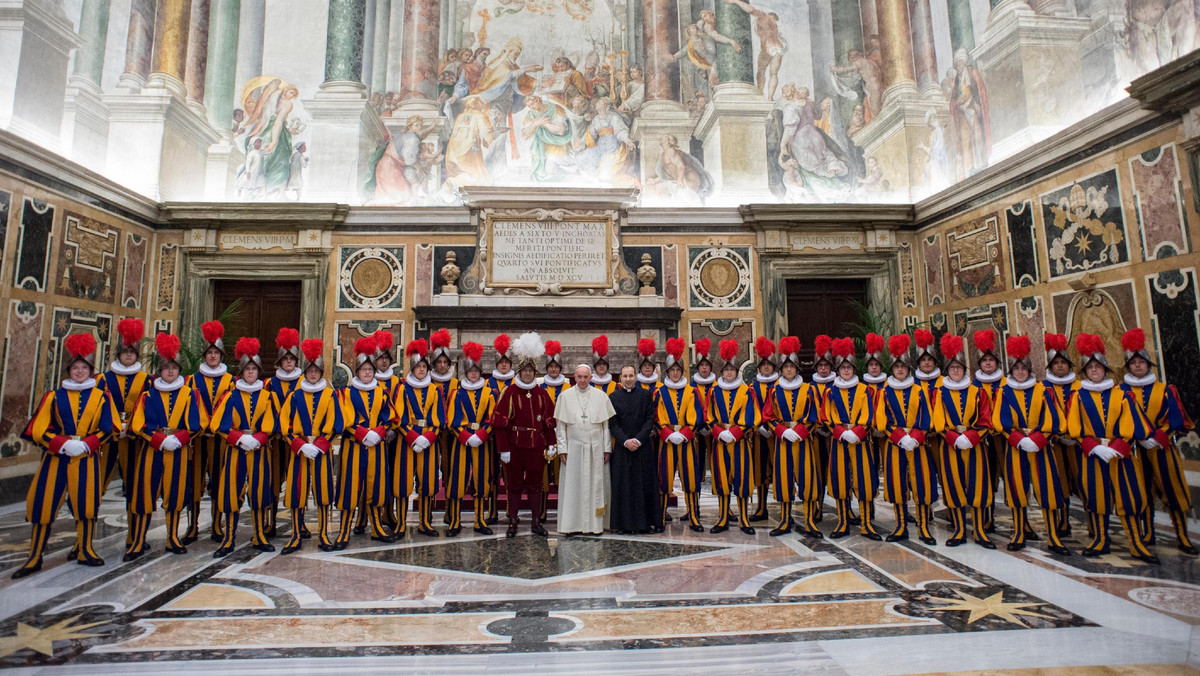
xmin=942 ymin=376 xmax=971 ymax=391
xmin=351 ymin=377 xmax=377 ymax=390
xmin=492 ymin=370 xmax=514 ymax=381
xmin=300 ymin=379 xmax=327 ymax=393
xmin=375 ymin=367 xmax=395 ymax=380
xmin=1008 ymin=377 xmax=1036 ymax=391
xmin=863 ymin=373 xmax=887 ymax=385
xmin=888 ymin=376 xmax=914 ymax=389
xmin=432 ymin=371 xmax=455 ymax=383
xmin=637 ymin=372 xmax=659 ymax=384
xmin=834 ymin=376 xmax=860 ymax=389
xmin=406 ymin=372 xmax=431 ymax=388
xmin=62 ymin=378 xmax=97 ymax=391
xmin=236 ymin=379 xmax=263 ymax=392
xmin=916 ymin=368 xmax=941 ymax=381
xmin=756 ymin=372 xmax=780 ymax=384
xmin=665 ymin=375 xmax=688 ymax=389
xmin=812 ymin=372 xmax=835 ymax=384
xmin=591 ymin=373 xmax=612 ymax=385
xmin=1124 ymin=373 xmax=1156 ymax=387
xmin=1045 ymin=372 xmax=1077 ymax=386
xmin=541 ymin=373 xmax=565 ymax=387
xmin=1082 ymin=378 xmax=1114 ymax=392
xmin=777 ymin=375 xmax=804 ymax=390
xmin=109 ymin=361 xmax=143 ymax=376
xmin=460 ymin=377 xmax=485 ymax=391
xmin=199 ymin=363 xmax=228 ymax=378
xmin=514 ymin=377 xmax=538 ymax=390
xmin=975 ymin=369 xmax=1002 ymax=384
xmin=718 ymin=377 xmax=743 ymax=390
xmin=275 ymin=367 xmax=302 ymax=382
xmin=155 ymin=376 xmax=184 ymax=392
xmin=692 ymin=372 xmax=716 ymax=385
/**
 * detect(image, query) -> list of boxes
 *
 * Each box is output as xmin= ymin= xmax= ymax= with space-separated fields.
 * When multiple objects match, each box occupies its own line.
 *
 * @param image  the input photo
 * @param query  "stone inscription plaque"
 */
xmin=490 ymin=219 xmax=609 ymax=287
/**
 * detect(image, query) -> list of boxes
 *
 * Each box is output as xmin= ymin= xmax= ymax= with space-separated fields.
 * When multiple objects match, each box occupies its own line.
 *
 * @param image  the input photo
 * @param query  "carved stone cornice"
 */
xmin=159 ymin=202 xmax=350 ymax=231
xmin=738 ymin=203 xmax=913 ymax=230
xmin=1127 ymin=49 xmax=1200 ymax=113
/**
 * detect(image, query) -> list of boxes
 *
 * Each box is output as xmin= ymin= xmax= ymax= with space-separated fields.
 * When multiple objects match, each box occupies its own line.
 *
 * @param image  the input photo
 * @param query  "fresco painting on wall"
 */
xmin=234 ymin=77 xmax=311 ymax=201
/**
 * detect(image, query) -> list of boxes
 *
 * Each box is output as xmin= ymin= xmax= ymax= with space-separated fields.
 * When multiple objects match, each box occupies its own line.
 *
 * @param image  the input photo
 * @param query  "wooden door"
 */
xmin=212 ymin=280 xmax=303 ymax=366
xmin=786 ymin=278 xmax=868 ymax=376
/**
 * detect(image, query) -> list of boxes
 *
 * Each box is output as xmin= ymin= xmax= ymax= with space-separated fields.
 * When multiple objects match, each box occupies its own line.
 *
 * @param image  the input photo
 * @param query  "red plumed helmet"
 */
xmin=1006 ymin=334 xmax=1032 ymax=365
xmin=276 ymin=327 xmax=299 ymax=350
xmin=301 ymin=339 xmax=323 ymax=362
xmin=544 ymin=340 xmax=562 ymax=360
xmin=666 ymin=337 xmax=685 ymax=360
xmin=638 ymin=338 xmax=657 ymax=358
xmin=494 ymin=334 xmax=511 ymax=356
xmin=779 ymin=336 xmax=801 ymax=356
xmin=354 ymin=336 xmax=377 ymax=370
xmin=888 ymin=334 xmax=911 ymax=358
xmin=431 ymin=328 xmax=451 ymax=350
xmin=865 ymin=332 xmax=885 ymax=355
xmin=754 ymin=336 xmax=776 ymax=362
xmin=1044 ymin=333 xmax=1068 ymax=352
xmin=940 ymin=334 xmax=964 ymax=365
xmin=973 ymin=329 xmax=996 ymax=355
xmin=719 ymin=339 xmax=739 ymax=364
xmin=372 ymin=329 xmax=395 ymax=356
xmin=117 ymin=318 xmax=144 ymax=349
xmin=65 ymin=332 xmax=97 ymax=361
xmin=814 ymin=334 xmax=834 ymax=366
xmin=694 ymin=338 xmax=711 ymax=356
xmin=1121 ymin=328 xmax=1145 ymax=353
xmin=832 ymin=337 xmax=856 ymax=362
xmin=592 ymin=335 xmax=609 ymax=360
xmin=462 ymin=341 xmax=484 ymax=365
xmin=235 ymin=337 xmax=260 ymax=360
xmin=1076 ymin=333 xmax=1109 ymax=369
xmin=406 ymin=338 xmax=429 ymax=364
xmin=155 ymin=332 xmax=181 ymax=362
xmin=201 ymin=320 xmax=224 ymax=345
xmin=915 ymin=329 xmax=934 ymax=349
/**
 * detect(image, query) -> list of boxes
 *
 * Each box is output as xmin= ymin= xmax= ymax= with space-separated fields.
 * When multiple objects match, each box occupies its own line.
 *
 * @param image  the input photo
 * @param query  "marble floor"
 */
xmin=2 ymin=490 xmax=1200 ymax=675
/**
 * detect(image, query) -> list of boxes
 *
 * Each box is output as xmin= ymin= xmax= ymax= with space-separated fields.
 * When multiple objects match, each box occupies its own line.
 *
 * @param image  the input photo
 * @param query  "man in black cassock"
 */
xmin=608 ymin=365 xmax=661 ymax=533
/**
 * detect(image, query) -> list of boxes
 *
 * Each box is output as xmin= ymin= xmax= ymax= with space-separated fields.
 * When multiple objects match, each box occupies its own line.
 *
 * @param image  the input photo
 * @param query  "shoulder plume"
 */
xmin=544 ymin=340 xmax=562 ymax=357
xmin=694 ymin=338 xmax=711 ymax=357
xmin=638 ymin=338 xmax=656 ymax=357
xmin=354 ymin=336 xmax=376 ymax=357
xmin=494 ymin=334 xmax=511 ymax=355
xmin=1122 ymin=328 xmax=1146 ymax=353
xmin=940 ymin=334 xmax=963 ymax=359
xmin=1044 ymin=332 xmax=1068 ymax=352
xmin=276 ymin=327 xmax=299 ymax=350
xmin=666 ymin=337 xmax=685 ymax=359
xmin=372 ymin=329 xmax=394 ymax=352
xmin=779 ymin=336 xmax=801 ymax=356
xmin=463 ymin=341 xmax=484 ymax=363
xmin=865 ymin=332 xmax=884 ymax=354
xmin=155 ymin=333 xmax=180 ymax=360
xmin=1076 ymin=333 xmax=1106 ymax=356
xmin=719 ymin=339 xmax=739 ymax=362
xmin=201 ymin=320 xmax=224 ymax=344
xmin=1006 ymin=335 xmax=1031 ymax=360
xmin=888 ymin=334 xmax=911 ymax=357
xmin=117 ymin=318 xmax=144 ymax=347
xmin=65 ymin=332 xmax=96 ymax=359
xmin=754 ymin=337 xmax=775 ymax=359
xmin=592 ymin=335 xmax=609 ymax=357
xmin=301 ymin=339 xmax=323 ymax=362
xmin=914 ymin=328 xmax=934 ymax=349
xmin=814 ymin=334 xmax=833 ymax=356
xmin=235 ymin=337 xmax=260 ymax=360
xmin=973 ymin=329 xmax=995 ymax=353
xmin=431 ymin=328 xmax=451 ymax=350
xmin=833 ymin=338 xmax=855 ymax=358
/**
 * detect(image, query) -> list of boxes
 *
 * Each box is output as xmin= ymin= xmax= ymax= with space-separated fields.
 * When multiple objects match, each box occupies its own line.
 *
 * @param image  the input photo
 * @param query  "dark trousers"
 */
xmin=504 ymin=448 xmax=543 ymax=526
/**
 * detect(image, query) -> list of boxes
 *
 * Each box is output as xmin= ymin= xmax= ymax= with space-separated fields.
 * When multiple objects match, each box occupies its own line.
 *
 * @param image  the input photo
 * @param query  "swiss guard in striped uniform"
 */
xmin=1120 ymin=328 xmax=1197 ymax=555
xmin=539 ymin=340 xmax=566 ymax=523
xmin=264 ymin=328 xmax=302 ymax=539
xmin=933 ymin=334 xmax=996 ymax=548
xmin=1043 ymin=332 xmax=1081 ymax=538
xmin=862 ymin=333 xmax=888 ymax=469
xmin=749 ymin=337 xmax=777 ymax=523
xmin=769 ymin=337 xmax=822 ymax=537
xmin=708 ymin=339 xmax=758 ymax=535
xmin=912 ymin=329 xmax=943 ymax=527
xmin=992 ymin=335 xmax=1070 ymax=555
xmin=591 ymin=335 xmax=618 ymax=394
xmin=691 ymin=338 xmax=716 ymax=502
xmin=279 ymin=339 xmax=343 ymax=554
xmin=809 ymin=335 xmax=837 ymax=524
xmin=14 ymin=333 xmax=117 ymax=578
xmin=446 ymin=341 xmax=496 ymax=536
xmin=1069 ymin=333 xmax=1159 ymax=563
xmin=187 ymin=320 xmax=234 ymax=543
xmin=126 ymin=332 xmax=205 ymax=560
xmin=971 ymin=329 xmax=1005 ymax=533
xmin=430 ymin=329 xmax=457 ymax=526
xmin=100 ymin=318 xmax=150 ymax=495
xmin=877 ymin=334 xmax=936 ymax=544
xmin=823 ymin=337 xmax=880 ymax=540
xmin=356 ymin=329 xmax=398 ymax=534
xmin=657 ymin=338 xmax=705 ymax=532
xmin=338 ymin=336 xmax=395 ymax=547
xmin=396 ymin=338 xmax=446 ymax=537
xmin=211 ymin=338 xmax=277 ymax=557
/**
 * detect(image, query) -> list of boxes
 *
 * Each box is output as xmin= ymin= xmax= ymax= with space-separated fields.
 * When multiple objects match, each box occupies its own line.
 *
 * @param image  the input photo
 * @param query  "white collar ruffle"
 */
xmin=375 ymin=367 xmax=395 ymax=380
xmin=460 ymin=377 xmax=485 ymax=391
xmin=756 ymin=372 xmax=779 ymax=384
xmin=351 ymin=377 xmax=377 ymax=391
xmin=812 ymin=372 xmax=835 ymax=385
xmin=1045 ymin=372 xmax=1077 ymax=386
xmin=405 ymin=372 xmax=431 ymax=388
xmin=665 ymin=375 xmax=688 ymax=390
xmin=1008 ymin=377 xmax=1036 ymax=391
xmin=109 ymin=361 xmax=143 ymax=376
xmin=274 ymin=367 xmax=302 ymax=382
xmin=863 ymin=372 xmax=887 ymax=385
xmin=888 ymin=375 xmax=914 ymax=389
xmin=155 ymin=376 xmax=184 ymax=392
xmin=692 ymin=372 xmax=716 ymax=385
xmin=236 ymin=379 xmax=264 ymax=393
xmin=942 ymin=376 xmax=971 ymax=391
xmin=717 ymin=377 xmax=743 ymax=390
xmin=199 ymin=363 xmax=228 ymax=378
xmin=1081 ymin=378 xmax=1115 ymax=392
xmin=514 ymin=377 xmax=538 ymax=390
xmin=1124 ymin=373 xmax=1156 ymax=387
xmin=62 ymin=378 xmax=97 ymax=391
xmin=637 ymin=372 xmax=659 ymax=384
xmin=916 ymin=368 xmax=941 ymax=381
xmin=974 ymin=369 xmax=1002 ymax=384
xmin=834 ymin=375 xmax=860 ymax=389
xmin=491 ymin=369 xmax=514 ymax=382
xmin=432 ymin=370 xmax=455 ymax=383
xmin=541 ymin=373 xmax=565 ymax=387
xmin=591 ymin=373 xmax=612 ymax=385
xmin=300 ymin=379 xmax=327 ymax=393
xmin=777 ymin=375 xmax=804 ymax=390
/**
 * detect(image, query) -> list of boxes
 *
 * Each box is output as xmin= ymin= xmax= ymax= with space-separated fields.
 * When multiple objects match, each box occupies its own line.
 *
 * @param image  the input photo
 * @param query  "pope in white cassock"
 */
xmin=555 ymin=364 xmax=616 ymax=535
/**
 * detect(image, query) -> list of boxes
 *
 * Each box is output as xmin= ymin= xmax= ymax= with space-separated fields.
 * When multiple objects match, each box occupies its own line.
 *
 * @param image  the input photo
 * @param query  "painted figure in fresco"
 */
xmin=831 ymin=49 xmax=884 ymax=121
xmin=445 ymin=97 xmax=497 ymax=187
xmin=778 ymin=84 xmax=849 ymax=200
xmin=540 ymin=57 xmax=592 ymax=108
xmin=1124 ymin=0 xmax=1200 ymax=73
xmin=617 ymin=67 xmax=645 ymax=114
xmin=574 ymin=96 xmax=638 ymax=188
xmin=722 ymin=0 xmax=786 ymax=100
xmin=920 ymin=109 xmax=951 ymax=191
xmin=646 ymin=134 xmax=714 ymax=206
xmin=522 ymin=95 xmax=573 ymax=181
xmin=669 ymin=24 xmax=715 ymax=100
xmin=368 ymin=116 xmax=435 ymax=204
xmin=948 ymin=48 xmax=990 ymax=180
xmin=236 ymin=138 xmax=266 ymax=199
xmin=285 ymin=142 xmax=308 ymax=201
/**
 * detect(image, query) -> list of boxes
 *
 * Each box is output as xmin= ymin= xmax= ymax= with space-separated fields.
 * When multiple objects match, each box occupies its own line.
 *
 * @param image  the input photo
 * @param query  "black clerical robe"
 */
xmin=608 ymin=385 xmax=659 ymax=532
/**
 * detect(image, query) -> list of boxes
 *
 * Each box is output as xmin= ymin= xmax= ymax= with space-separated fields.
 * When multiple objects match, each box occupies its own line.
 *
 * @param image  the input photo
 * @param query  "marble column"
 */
xmin=203 ymin=0 xmax=244 ymax=200
xmin=987 ymin=0 xmax=1032 ymax=28
xmin=633 ymin=0 xmax=693 ymax=192
xmin=946 ymin=0 xmax=975 ymax=53
xmin=234 ymin=0 xmax=264 ymax=96
xmin=63 ymin=0 xmax=112 ymax=169
xmin=0 ymin=1 xmax=79 ymax=152
xmin=808 ymin=0 xmax=835 ymax=102
xmin=149 ymin=0 xmax=193 ymax=98
xmin=371 ymin=0 xmax=392 ymax=94
xmin=908 ymin=0 xmax=940 ymax=98
xmin=438 ymin=0 xmax=449 ymax=54
xmin=713 ymin=1 xmax=753 ymax=85
xmin=446 ymin=0 xmax=458 ymax=49
xmin=397 ymin=0 xmax=440 ymax=112
xmin=325 ymin=0 xmax=367 ymax=86
xmin=119 ymin=0 xmax=157 ymax=90
xmin=832 ymin=0 xmax=865 ymax=66
xmin=362 ymin=0 xmax=376 ymax=88
xmin=185 ymin=0 xmax=210 ymax=113
xmin=860 ymin=0 xmax=879 ymax=40
xmin=1029 ymin=0 xmax=1068 ymax=14
xmin=875 ymin=0 xmax=918 ymax=104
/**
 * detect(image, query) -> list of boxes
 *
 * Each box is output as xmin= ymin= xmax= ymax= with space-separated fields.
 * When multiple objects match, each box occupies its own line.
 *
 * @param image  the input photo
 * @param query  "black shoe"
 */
xmin=740 ymin=526 xmax=756 ymax=535
xmin=616 ymin=529 xmax=632 ymax=535
xmin=506 ymin=524 xmax=518 ymax=538
xmin=254 ymin=542 xmax=276 ymax=552
xmin=211 ymin=532 xmax=222 ymax=542
xmin=11 ymin=562 xmax=41 ymax=579
xmin=486 ymin=515 xmax=499 ymax=526
xmin=166 ymin=544 xmax=188 ymax=555
xmin=976 ymin=539 xmax=997 ymax=550
xmin=710 ymin=524 xmax=729 ymax=534
xmin=122 ymin=549 xmax=145 ymax=562
xmin=68 ymin=545 xmax=78 ymax=561
xmin=446 ymin=527 xmax=461 ymax=537
xmin=265 ymin=526 xmax=277 ymax=539
xmin=829 ymin=528 xmax=849 ymax=539
xmin=689 ymin=524 xmax=704 ymax=533
xmin=769 ymin=526 xmax=791 ymax=537
xmin=847 ymin=514 xmax=861 ymax=526
xmin=532 ymin=525 xmax=548 ymax=537
xmin=333 ymin=540 xmax=349 ymax=551
xmin=353 ymin=526 xmax=367 ymax=535
xmin=919 ymin=535 xmax=937 ymax=546
xmin=300 ymin=529 xmax=312 ymax=540
xmin=860 ymin=532 xmax=882 ymax=541
xmin=749 ymin=512 xmax=769 ymax=523
xmin=1025 ymin=529 xmax=1040 ymax=542
xmin=1081 ymin=546 xmax=1107 ymax=557
xmin=886 ymin=532 xmax=908 ymax=543
xmin=1180 ymin=543 xmax=1200 ymax=556
xmin=214 ymin=546 xmax=233 ymax=558
xmin=946 ymin=537 xmax=966 ymax=547
xmin=318 ymin=542 xmax=336 ymax=552
xmin=664 ymin=512 xmax=674 ymax=523
xmin=1006 ymin=541 xmax=1025 ymax=552
xmin=474 ymin=526 xmax=494 ymax=536
xmin=371 ymin=533 xmax=397 ymax=543
xmin=985 ymin=523 xmax=996 ymax=533
xmin=417 ymin=527 xmax=439 ymax=538
xmin=1133 ymin=552 xmax=1162 ymax=565
xmin=78 ymin=553 xmax=105 ymax=567
xmin=281 ymin=543 xmax=301 ymax=555
xmin=650 ymin=525 xmax=665 ymax=534
xmin=1049 ymin=545 xmax=1072 ymax=556
xmin=181 ymin=532 xmax=198 ymax=546
xmin=905 ymin=513 xmax=916 ymax=524
xmin=1059 ymin=523 xmax=1072 ymax=537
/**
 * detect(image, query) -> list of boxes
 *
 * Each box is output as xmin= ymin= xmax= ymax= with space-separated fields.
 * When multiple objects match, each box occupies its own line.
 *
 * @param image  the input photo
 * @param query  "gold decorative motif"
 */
xmin=700 ymin=258 xmax=738 ymax=297
xmin=0 ymin=616 xmax=105 ymax=658
xmin=927 ymin=590 xmax=1051 ymax=626
xmin=351 ymin=257 xmax=392 ymax=298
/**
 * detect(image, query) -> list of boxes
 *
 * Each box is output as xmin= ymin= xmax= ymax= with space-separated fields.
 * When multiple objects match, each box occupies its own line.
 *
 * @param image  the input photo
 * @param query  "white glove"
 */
xmin=1018 ymin=437 xmax=1040 ymax=453
xmin=362 ymin=430 xmax=381 ymax=447
xmin=159 ymin=435 xmax=182 ymax=452
xmin=1090 ymin=445 xmax=1122 ymax=463
xmin=840 ymin=430 xmax=861 ymax=445
xmin=899 ymin=435 xmax=919 ymax=451
xmin=412 ymin=436 xmax=431 ymax=452
xmin=954 ymin=434 xmax=973 ymax=451
xmin=500 ymin=451 xmax=512 ymax=464
xmin=1139 ymin=438 xmax=1161 ymax=450
xmin=718 ymin=429 xmax=736 ymax=444
xmin=61 ymin=440 xmax=89 ymax=457
xmin=757 ymin=425 xmax=771 ymax=438
xmin=667 ymin=431 xmax=686 ymax=445
xmin=782 ymin=428 xmax=801 ymax=443
xmin=467 ymin=434 xmax=484 ymax=448
xmin=238 ymin=435 xmax=260 ymax=451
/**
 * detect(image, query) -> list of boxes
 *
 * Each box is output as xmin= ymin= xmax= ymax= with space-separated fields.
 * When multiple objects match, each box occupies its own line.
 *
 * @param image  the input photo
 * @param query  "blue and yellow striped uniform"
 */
xmin=824 ymin=378 xmax=879 ymax=536
xmin=708 ymin=380 xmax=758 ymax=529
xmin=212 ymin=382 xmax=277 ymax=548
xmin=280 ymin=381 xmax=344 ymax=550
xmin=933 ymin=380 xmax=993 ymax=544
xmin=395 ymin=379 xmax=446 ymax=532
xmin=338 ymin=380 xmax=396 ymax=542
xmin=186 ymin=366 xmax=234 ymax=539
xmin=875 ymin=379 xmax=935 ymax=540
xmin=98 ymin=366 xmax=150 ymax=493
xmin=770 ymin=379 xmax=822 ymax=533
xmin=656 ymin=381 xmax=705 ymax=527
xmin=447 ymin=381 xmax=496 ymax=530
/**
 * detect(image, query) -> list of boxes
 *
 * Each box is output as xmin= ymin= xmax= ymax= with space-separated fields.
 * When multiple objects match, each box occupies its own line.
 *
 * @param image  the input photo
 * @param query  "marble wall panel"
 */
xmin=121 ymin=233 xmax=148 ymax=309
xmin=948 ymin=214 xmax=1006 ymax=300
xmin=55 ymin=211 xmax=120 ymax=303
xmin=431 ymin=245 xmax=475 ymax=299
xmin=662 ymin=244 xmax=678 ymax=307
xmin=1146 ymin=267 xmax=1200 ymax=458
xmin=333 ymin=320 xmax=402 ymax=388
xmin=1040 ymin=169 xmax=1129 ymax=279
xmin=337 ymin=245 xmax=405 ymax=311
xmin=687 ymin=246 xmax=752 ymax=310
xmin=0 ymin=189 xmax=10 ymax=282
xmin=622 ymin=246 xmax=663 ymax=296
xmin=1014 ymin=295 xmax=1047 ymax=374
xmin=0 ymin=300 xmax=43 ymax=458
xmin=1129 ymin=143 xmax=1190 ymax=260
xmin=414 ymin=243 xmax=432 ymax=307
xmin=155 ymin=243 xmax=179 ymax=312
xmin=1005 ymin=199 xmax=1039 ymax=288
xmin=1051 ymin=281 xmax=1138 ymax=367
xmin=921 ymin=233 xmax=946 ymax=306
xmin=689 ymin=318 xmax=755 ymax=378
xmin=898 ymin=241 xmax=917 ymax=309
xmin=12 ymin=197 xmax=54 ymax=292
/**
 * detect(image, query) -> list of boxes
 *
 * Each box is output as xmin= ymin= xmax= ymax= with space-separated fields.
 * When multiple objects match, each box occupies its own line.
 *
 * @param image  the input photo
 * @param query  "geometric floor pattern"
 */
xmin=2 ymin=492 xmax=1200 ymax=674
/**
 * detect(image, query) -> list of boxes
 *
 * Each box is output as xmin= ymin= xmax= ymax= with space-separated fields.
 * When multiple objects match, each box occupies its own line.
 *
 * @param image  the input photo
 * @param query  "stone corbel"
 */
xmin=183 ymin=227 xmax=217 ymax=252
